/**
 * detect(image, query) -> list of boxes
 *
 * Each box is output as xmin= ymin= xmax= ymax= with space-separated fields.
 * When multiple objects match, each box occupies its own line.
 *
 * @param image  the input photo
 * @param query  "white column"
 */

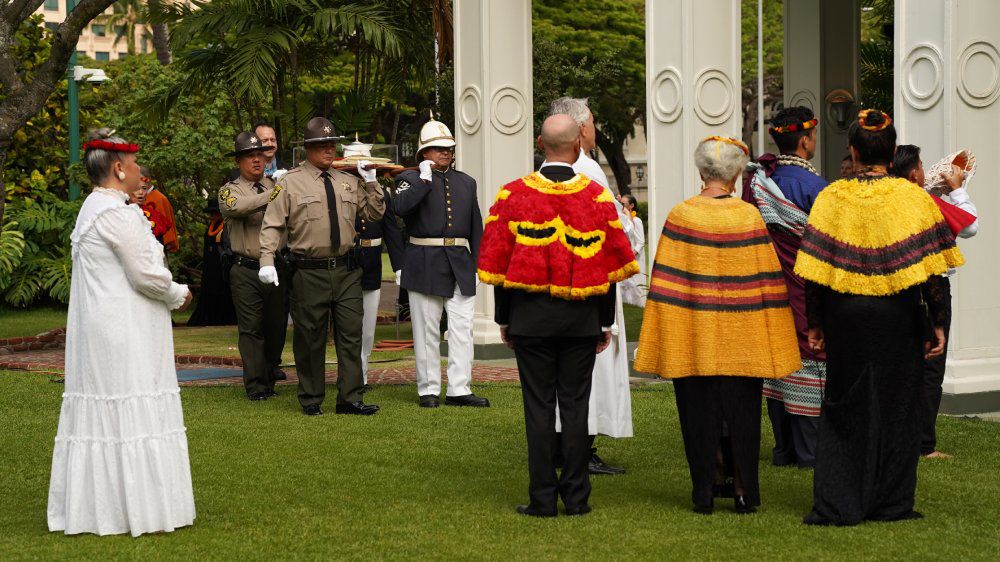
xmin=896 ymin=0 xmax=1000 ymax=403
xmin=784 ymin=0 xmax=860 ymax=176
xmin=646 ymin=0 xmax=742 ymax=246
xmin=453 ymin=0 xmax=533 ymax=349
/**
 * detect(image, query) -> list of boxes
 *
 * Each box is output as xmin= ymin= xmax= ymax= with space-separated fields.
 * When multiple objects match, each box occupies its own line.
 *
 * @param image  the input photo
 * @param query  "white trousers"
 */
xmin=409 ymin=285 xmax=474 ymax=397
xmin=361 ymin=288 xmax=381 ymax=383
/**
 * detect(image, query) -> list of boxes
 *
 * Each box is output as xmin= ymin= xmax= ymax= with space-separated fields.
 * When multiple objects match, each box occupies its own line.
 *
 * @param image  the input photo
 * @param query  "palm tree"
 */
xmin=98 ymin=0 xmax=152 ymax=56
xmin=147 ymin=0 xmax=172 ymax=65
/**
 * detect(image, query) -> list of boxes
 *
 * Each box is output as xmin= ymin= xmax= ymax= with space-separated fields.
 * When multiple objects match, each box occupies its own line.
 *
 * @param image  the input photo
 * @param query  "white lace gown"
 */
xmin=47 ymin=188 xmax=195 ymax=537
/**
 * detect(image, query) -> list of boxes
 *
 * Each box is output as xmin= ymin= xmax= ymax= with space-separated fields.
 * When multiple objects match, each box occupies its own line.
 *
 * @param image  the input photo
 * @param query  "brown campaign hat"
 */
xmin=226 ymin=131 xmax=266 ymax=157
xmin=303 ymin=116 xmax=346 ymax=144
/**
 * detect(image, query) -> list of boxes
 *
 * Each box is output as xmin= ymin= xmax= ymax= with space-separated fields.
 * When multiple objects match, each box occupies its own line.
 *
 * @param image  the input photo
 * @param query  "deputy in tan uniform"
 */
xmin=220 ymin=131 xmax=287 ymax=401
xmin=258 ymin=117 xmax=385 ymax=416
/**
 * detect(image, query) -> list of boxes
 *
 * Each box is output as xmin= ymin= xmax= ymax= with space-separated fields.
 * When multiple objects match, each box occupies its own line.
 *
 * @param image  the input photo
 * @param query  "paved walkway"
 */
xmin=0 ymin=347 xmax=520 ymax=387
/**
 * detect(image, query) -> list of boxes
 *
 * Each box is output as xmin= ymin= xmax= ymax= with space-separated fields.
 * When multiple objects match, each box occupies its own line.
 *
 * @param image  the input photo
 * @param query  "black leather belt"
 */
xmin=293 ymin=254 xmax=352 ymax=270
xmin=233 ymin=254 xmax=260 ymax=269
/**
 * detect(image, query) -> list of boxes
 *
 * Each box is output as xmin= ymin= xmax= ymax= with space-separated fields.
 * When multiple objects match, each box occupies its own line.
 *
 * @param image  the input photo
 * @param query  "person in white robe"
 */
xmin=619 ymin=194 xmax=647 ymax=307
xmin=549 ymin=97 xmax=633 ymax=475
xmin=47 ymin=130 xmax=196 ymax=537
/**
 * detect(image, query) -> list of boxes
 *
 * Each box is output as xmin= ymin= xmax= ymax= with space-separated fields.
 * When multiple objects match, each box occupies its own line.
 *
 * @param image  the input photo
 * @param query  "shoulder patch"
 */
xmin=396 ymin=180 xmax=411 ymax=193
xmin=269 ymin=184 xmax=283 ymax=202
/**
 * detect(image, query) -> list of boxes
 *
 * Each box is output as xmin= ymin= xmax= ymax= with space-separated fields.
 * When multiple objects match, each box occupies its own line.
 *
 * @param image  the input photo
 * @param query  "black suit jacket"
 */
xmin=392 ymin=168 xmax=483 ymax=298
xmin=495 ymin=163 xmax=616 ymax=338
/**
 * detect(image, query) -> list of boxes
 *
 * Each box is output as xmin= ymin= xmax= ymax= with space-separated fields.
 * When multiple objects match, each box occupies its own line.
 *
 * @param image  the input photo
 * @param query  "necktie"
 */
xmin=320 ymin=171 xmax=341 ymax=250
xmin=253 ymin=181 xmax=264 ymax=194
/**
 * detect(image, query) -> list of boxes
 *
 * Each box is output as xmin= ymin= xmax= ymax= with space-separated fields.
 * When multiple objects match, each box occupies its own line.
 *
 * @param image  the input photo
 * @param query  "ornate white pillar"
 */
xmin=896 ymin=0 xmax=1000 ymax=412
xmin=645 ymin=0 xmax=742 ymax=249
xmin=453 ymin=0 xmax=533 ymax=353
xmin=784 ymin=0 xmax=860 ymax=176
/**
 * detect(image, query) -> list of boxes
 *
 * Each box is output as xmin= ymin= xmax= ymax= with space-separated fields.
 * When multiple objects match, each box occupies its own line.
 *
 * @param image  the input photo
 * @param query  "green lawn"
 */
xmin=0 ymin=306 xmax=68 ymax=339
xmin=2 ymin=373 xmax=998 ymax=560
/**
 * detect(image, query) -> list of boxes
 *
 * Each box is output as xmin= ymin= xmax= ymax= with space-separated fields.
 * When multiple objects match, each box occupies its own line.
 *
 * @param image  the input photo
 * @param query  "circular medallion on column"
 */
xmin=693 ymin=68 xmax=735 ymax=125
xmin=651 ymin=67 xmax=682 ymax=123
xmin=901 ymin=43 xmax=944 ymax=110
xmin=958 ymin=41 xmax=1000 ymax=108
xmin=490 ymin=86 xmax=528 ymax=135
xmin=788 ymin=90 xmax=817 ymax=111
xmin=458 ymin=85 xmax=483 ymax=135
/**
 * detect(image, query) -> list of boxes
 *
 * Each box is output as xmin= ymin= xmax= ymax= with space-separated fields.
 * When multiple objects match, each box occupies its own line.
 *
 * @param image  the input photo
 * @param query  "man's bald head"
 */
xmin=538 ymin=114 xmax=581 ymax=164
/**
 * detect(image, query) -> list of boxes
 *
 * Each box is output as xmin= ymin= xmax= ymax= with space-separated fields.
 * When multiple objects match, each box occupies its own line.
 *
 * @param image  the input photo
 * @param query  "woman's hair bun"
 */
xmin=864 ymin=111 xmax=885 ymax=126
xmin=86 ymin=127 xmax=117 ymax=142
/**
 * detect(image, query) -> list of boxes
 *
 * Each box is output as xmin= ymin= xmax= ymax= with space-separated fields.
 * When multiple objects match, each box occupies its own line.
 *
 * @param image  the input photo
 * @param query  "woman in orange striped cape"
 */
xmin=634 ymin=136 xmax=801 ymax=516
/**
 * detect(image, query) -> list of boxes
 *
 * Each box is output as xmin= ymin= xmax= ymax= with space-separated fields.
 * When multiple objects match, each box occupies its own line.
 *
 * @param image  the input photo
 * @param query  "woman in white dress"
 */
xmin=47 ymin=130 xmax=196 ymax=537
xmin=620 ymin=195 xmax=647 ymax=307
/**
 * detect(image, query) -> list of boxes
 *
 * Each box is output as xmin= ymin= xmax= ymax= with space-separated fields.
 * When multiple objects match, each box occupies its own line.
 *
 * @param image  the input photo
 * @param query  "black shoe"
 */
xmin=445 ymin=394 xmax=490 ymax=407
xmin=266 ymin=389 xmax=278 ymax=398
xmin=419 ymin=395 xmax=440 ymax=408
xmin=515 ymin=504 xmax=556 ymax=518
xmin=248 ymin=391 xmax=269 ymax=401
xmin=589 ymin=450 xmax=626 ymax=475
xmin=273 ymin=368 xmax=288 ymax=381
xmin=564 ymin=505 xmax=592 ymax=516
xmin=693 ymin=502 xmax=714 ymax=515
xmin=335 ymin=401 xmax=380 ymax=415
xmin=734 ymin=495 xmax=756 ymax=514
xmin=302 ymin=404 xmax=323 ymax=416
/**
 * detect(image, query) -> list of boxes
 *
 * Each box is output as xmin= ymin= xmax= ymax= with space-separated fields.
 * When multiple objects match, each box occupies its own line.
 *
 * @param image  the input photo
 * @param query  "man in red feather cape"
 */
xmin=478 ymin=114 xmax=636 ymax=517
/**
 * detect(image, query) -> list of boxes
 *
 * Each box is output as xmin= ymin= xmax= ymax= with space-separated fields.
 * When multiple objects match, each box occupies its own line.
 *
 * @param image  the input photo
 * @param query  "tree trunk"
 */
xmin=151 ymin=23 xmax=171 ymax=65
xmin=0 ymin=143 xmax=8 ymax=227
xmin=595 ymin=130 xmax=631 ymax=196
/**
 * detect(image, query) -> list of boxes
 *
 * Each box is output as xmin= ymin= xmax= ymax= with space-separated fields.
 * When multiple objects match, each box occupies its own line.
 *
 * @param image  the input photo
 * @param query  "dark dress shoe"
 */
xmin=266 ymin=389 xmax=278 ymax=398
xmin=693 ymin=501 xmax=714 ymax=515
xmin=515 ymin=504 xmax=556 ymax=518
xmin=445 ymin=394 xmax=490 ymax=407
xmin=272 ymin=368 xmax=288 ymax=381
xmin=248 ymin=391 xmax=269 ymax=401
xmin=734 ymin=495 xmax=756 ymax=514
xmin=335 ymin=401 xmax=380 ymax=415
xmin=589 ymin=451 xmax=626 ymax=475
xmin=302 ymin=405 xmax=323 ymax=416
xmin=565 ymin=505 xmax=592 ymax=516
xmin=419 ymin=395 xmax=440 ymax=408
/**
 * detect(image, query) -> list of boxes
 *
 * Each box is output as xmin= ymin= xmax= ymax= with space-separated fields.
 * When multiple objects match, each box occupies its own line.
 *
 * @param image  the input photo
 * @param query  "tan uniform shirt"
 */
xmin=219 ymin=175 xmax=277 ymax=259
xmin=259 ymin=160 xmax=385 ymax=267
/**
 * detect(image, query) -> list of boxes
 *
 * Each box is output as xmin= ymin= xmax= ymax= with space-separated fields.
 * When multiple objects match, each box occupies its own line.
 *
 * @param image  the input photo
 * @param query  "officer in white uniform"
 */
xmin=391 ymin=119 xmax=488 ymax=408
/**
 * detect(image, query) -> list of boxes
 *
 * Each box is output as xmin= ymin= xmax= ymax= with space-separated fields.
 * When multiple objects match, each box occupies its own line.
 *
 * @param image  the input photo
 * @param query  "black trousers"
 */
xmin=513 ymin=335 xmax=598 ymax=512
xmin=673 ymin=376 xmax=764 ymax=509
xmin=767 ymin=398 xmax=819 ymax=468
xmin=920 ymin=277 xmax=951 ymax=455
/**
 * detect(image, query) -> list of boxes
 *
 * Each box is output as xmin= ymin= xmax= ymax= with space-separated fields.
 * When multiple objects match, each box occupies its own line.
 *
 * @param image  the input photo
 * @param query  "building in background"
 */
xmin=36 ymin=0 xmax=152 ymax=61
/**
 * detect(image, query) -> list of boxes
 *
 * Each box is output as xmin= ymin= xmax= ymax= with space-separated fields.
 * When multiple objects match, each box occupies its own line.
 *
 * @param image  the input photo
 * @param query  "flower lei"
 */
xmin=83 ymin=139 xmax=140 ymax=153
xmin=858 ymin=109 xmax=892 ymax=132
xmin=769 ymin=118 xmax=817 ymax=135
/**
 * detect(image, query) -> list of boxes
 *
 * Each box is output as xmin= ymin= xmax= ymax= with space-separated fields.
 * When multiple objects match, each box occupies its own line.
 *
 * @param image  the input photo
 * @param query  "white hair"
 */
xmin=548 ymin=97 xmax=592 ymax=126
xmin=694 ymin=138 xmax=750 ymax=182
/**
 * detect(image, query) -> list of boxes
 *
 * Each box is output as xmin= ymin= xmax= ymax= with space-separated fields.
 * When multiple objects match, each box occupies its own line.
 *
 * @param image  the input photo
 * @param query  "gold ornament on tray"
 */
xmin=333 ymin=133 xmax=403 ymax=173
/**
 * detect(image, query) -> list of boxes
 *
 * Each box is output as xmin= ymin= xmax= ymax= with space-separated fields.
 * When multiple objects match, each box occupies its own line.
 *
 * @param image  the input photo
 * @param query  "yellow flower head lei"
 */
xmin=858 ymin=109 xmax=892 ymax=132
xmin=769 ymin=118 xmax=817 ymax=135
xmin=702 ymin=135 xmax=750 ymax=159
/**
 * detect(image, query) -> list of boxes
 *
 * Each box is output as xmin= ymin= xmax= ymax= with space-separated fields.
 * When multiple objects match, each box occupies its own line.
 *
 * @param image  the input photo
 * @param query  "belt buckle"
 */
xmin=328 ymin=258 xmax=337 ymax=270
xmin=443 ymin=238 xmax=455 ymax=247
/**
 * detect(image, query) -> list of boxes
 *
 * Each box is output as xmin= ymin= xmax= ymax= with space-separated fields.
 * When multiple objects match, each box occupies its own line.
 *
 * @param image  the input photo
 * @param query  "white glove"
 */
xmin=357 ymin=160 xmax=377 ymax=183
xmin=394 ymin=270 xmax=402 ymax=286
xmin=258 ymin=265 xmax=279 ymax=286
xmin=271 ymin=168 xmax=288 ymax=180
xmin=419 ymin=160 xmax=434 ymax=182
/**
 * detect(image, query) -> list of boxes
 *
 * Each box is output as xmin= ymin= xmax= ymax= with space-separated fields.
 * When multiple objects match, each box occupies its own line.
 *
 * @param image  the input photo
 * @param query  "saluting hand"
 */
xmin=418 ymin=160 xmax=434 ymax=182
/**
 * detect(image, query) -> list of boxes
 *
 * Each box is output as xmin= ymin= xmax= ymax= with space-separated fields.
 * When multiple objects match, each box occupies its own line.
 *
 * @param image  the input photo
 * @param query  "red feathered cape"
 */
xmin=477 ymin=172 xmax=638 ymax=300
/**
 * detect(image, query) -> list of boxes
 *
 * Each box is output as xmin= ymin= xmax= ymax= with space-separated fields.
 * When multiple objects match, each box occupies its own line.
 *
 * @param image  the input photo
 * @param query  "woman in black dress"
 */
xmin=794 ymin=109 xmax=964 ymax=525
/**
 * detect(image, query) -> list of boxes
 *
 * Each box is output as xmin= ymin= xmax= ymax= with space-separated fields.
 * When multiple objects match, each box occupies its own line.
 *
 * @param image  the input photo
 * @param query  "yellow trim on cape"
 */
xmin=477 ymin=260 xmax=639 ymax=301
xmin=795 ymin=248 xmax=964 ymax=297
xmin=521 ymin=172 xmax=592 ymax=195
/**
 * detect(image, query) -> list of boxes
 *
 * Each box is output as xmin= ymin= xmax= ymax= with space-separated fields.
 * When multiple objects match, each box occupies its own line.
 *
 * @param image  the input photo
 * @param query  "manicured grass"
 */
xmin=0 ymin=306 xmax=68 ymax=339
xmin=2 ymin=373 xmax=998 ymax=559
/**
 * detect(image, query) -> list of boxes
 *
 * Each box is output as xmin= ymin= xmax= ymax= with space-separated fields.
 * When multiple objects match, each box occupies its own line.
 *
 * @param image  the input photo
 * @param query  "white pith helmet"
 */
xmin=417 ymin=111 xmax=456 ymax=155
